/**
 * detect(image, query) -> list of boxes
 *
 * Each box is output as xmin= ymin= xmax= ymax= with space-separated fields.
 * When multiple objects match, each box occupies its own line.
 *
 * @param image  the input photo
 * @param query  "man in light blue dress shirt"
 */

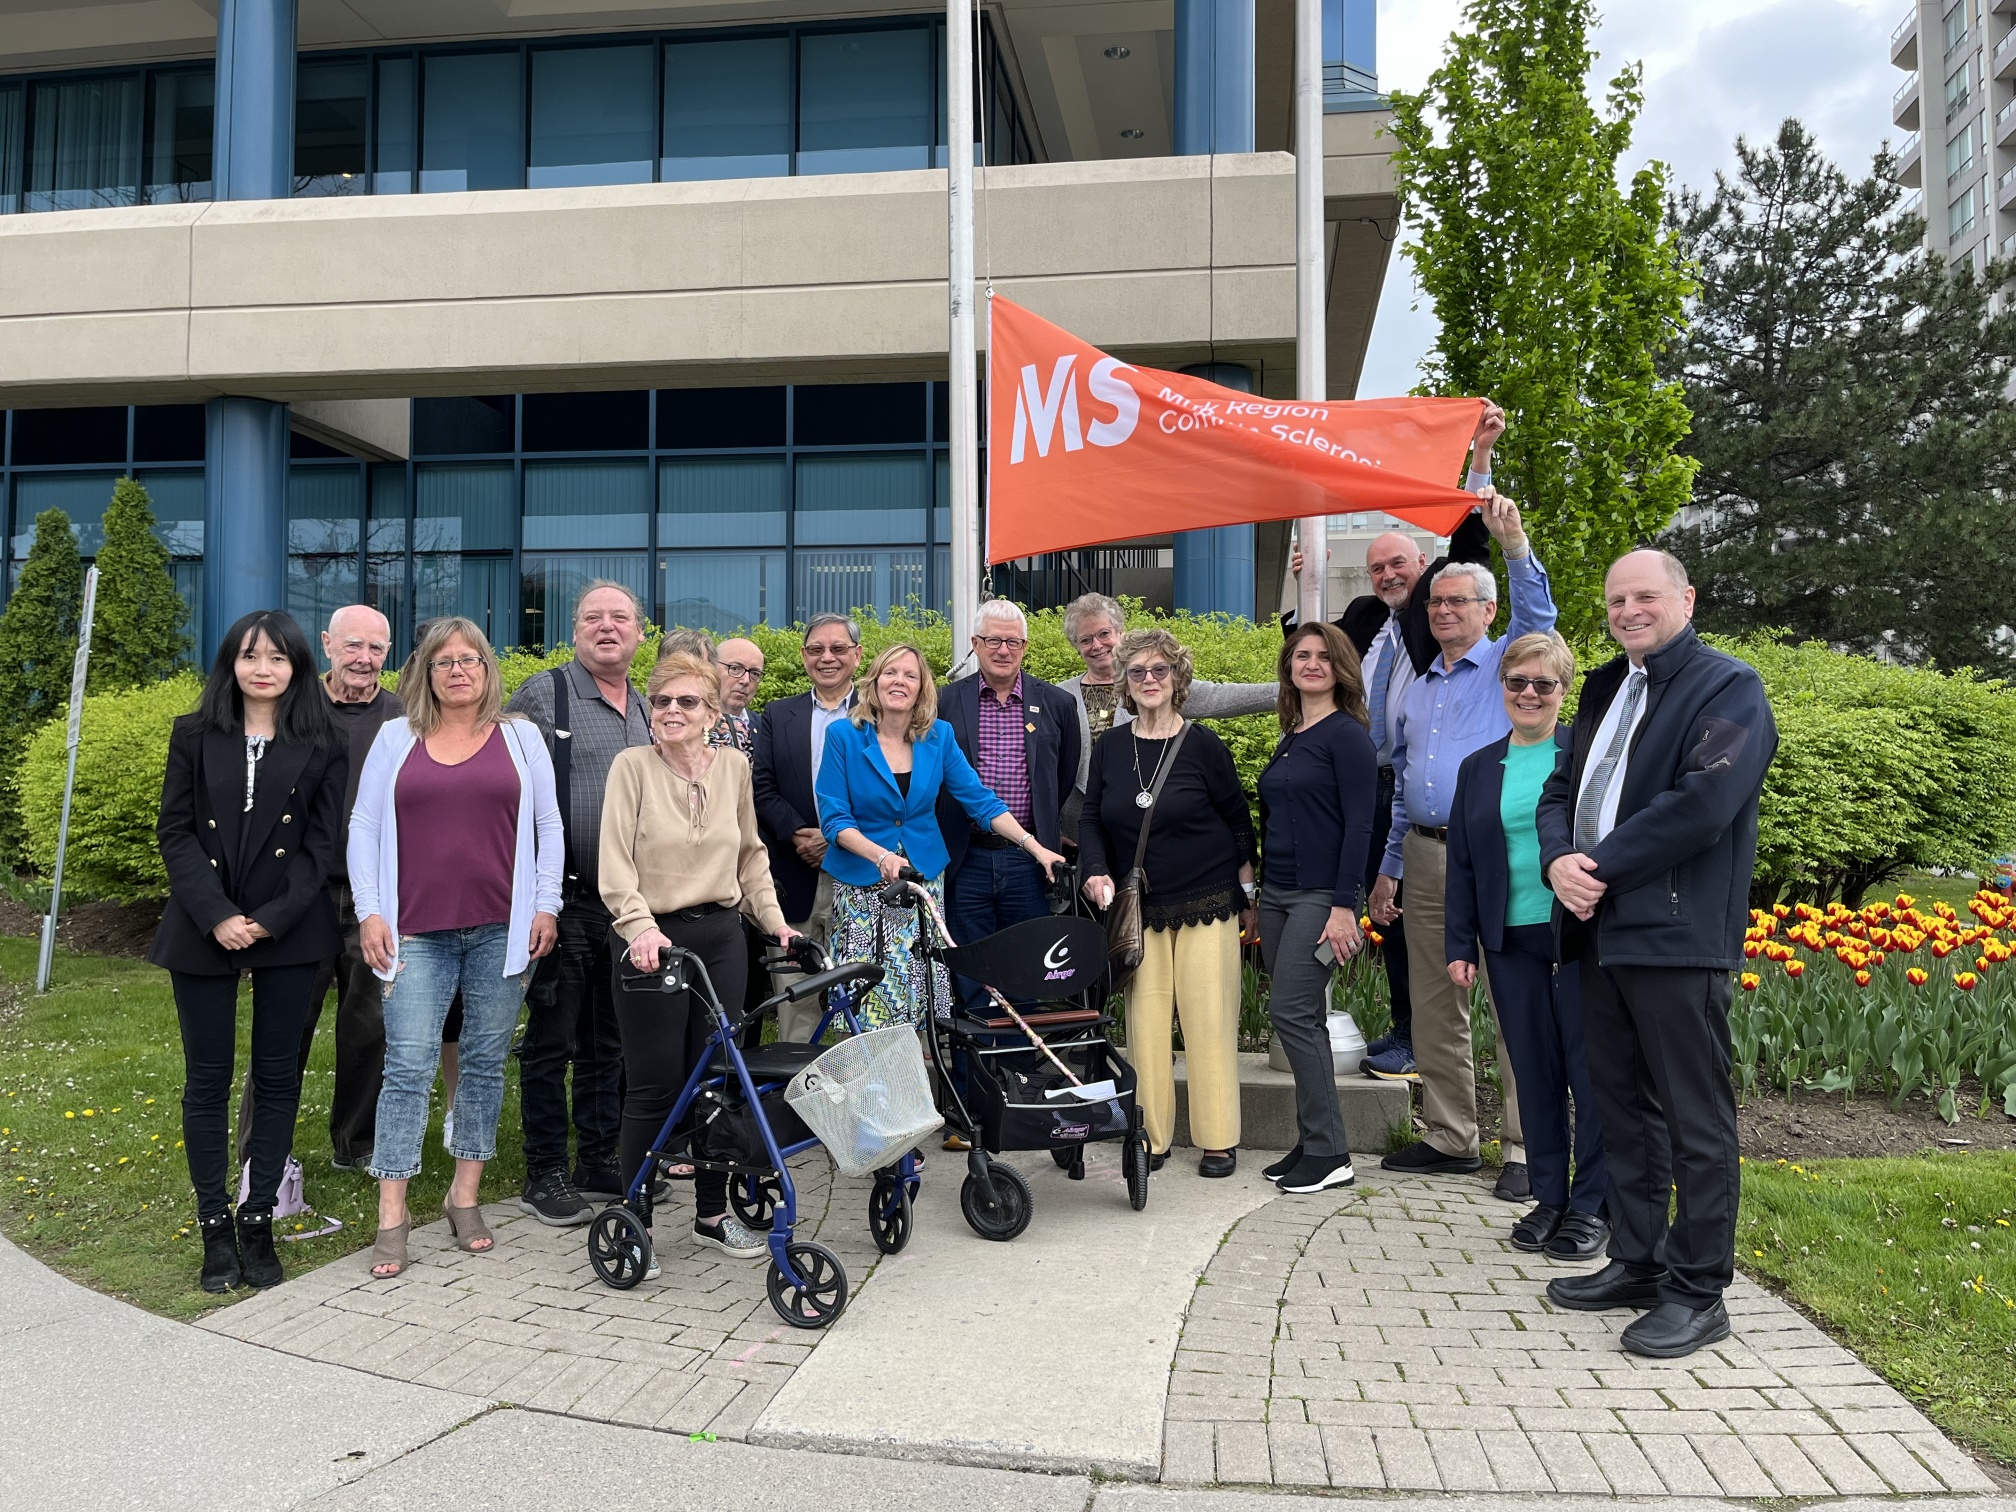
xmin=1368 ymin=491 xmax=1556 ymax=1193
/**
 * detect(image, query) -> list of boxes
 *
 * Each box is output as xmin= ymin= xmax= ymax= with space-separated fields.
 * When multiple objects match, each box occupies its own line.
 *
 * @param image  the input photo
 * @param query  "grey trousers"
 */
xmin=1259 ymin=885 xmax=1350 ymax=1161
xmin=770 ymin=871 xmax=835 ymax=1044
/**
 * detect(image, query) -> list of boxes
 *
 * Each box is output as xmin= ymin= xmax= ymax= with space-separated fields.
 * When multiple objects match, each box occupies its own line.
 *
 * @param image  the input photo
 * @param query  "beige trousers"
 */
xmin=1131 ymin=916 xmax=1243 ymax=1154
xmin=1401 ymin=828 xmax=1526 ymax=1164
xmin=770 ymin=871 xmax=835 ymax=1045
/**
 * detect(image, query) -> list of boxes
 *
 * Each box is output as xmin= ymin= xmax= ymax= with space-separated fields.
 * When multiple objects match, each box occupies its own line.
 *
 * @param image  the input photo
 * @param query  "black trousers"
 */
xmin=1485 ymin=925 xmax=1606 ymax=1214
xmin=520 ymin=894 xmax=624 ymax=1175
xmin=175 ymin=964 xmax=319 ymax=1221
xmin=1579 ymin=955 xmax=1740 ymax=1308
xmin=1368 ymin=764 xmax=1412 ymax=1045
xmin=612 ymin=907 xmax=745 ymax=1219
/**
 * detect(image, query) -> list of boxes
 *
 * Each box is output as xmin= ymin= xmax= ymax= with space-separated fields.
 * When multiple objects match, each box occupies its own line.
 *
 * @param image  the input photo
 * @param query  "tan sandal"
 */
xmin=370 ymin=1211 xmax=411 ymax=1278
xmin=442 ymin=1197 xmax=494 ymax=1254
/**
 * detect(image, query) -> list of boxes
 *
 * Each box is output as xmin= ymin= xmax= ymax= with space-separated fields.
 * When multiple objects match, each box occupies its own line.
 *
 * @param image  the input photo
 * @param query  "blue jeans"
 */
xmin=946 ymin=841 xmax=1052 ymax=1014
xmin=369 ymin=924 xmax=528 ymax=1182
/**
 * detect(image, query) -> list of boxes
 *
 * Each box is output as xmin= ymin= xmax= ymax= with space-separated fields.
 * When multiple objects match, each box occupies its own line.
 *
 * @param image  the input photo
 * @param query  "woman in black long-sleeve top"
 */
xmin=1255 ymin=622 xmax=1377 ymax=1194
xmin=1079 ymin=628 xmax=1256 ymax=1179
xmin=152 ymin=610 xmax=345 ymax=1294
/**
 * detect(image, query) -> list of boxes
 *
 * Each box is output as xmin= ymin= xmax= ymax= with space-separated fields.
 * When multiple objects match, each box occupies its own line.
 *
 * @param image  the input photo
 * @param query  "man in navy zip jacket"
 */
xmin=1535 ymin=550 xmax=1777 ymax=1359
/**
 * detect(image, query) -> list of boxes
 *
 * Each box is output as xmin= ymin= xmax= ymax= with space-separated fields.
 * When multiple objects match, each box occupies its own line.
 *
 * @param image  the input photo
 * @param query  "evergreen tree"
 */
xmin=1665 ymin=121 xmax=2016 ymax=668
xmin=1387 ymin=0 xmax=1696 ymax=642
xmin=88 ymin=476 xmax=191 ymax=690
xmin=0 ymin=509 xmax=85 ymax=863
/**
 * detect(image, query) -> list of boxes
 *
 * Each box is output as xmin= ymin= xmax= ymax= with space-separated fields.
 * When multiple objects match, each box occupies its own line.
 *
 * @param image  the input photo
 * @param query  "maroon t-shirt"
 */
xmin=395 ymin=725 xmax=519 ymax=934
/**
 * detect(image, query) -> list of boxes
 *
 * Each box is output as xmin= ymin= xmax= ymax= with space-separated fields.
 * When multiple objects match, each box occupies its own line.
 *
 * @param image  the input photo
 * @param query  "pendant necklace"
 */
xmin=1132 ymin=727 xmax=1173 ymax=809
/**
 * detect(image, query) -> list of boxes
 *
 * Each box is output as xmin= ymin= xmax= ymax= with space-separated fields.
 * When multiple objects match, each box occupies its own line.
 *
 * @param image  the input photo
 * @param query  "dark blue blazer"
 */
xmin=934 ymin=671 xmax=1081 ymax=875
xmin=1445 ymin=726 xmax=1570 ymax=966
xmin=752 ymin=690 xmax=853 ymax=923
xmin=818 ymin=718 xmax=1007 ymax=886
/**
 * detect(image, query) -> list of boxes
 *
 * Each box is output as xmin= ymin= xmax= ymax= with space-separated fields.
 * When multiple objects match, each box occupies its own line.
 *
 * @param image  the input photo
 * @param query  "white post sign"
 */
xmin=37 ymin=566 xmax=99 ymax=994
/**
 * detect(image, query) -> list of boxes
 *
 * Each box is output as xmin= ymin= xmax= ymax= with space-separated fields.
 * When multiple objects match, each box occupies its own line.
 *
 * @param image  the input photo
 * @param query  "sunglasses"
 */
xmin=1125 ymin=663 xmax=1175 ymax=684
xmin=650 ymin=693 xmax=707 ymax=712
xmin=1503 ymin=676 xmax=1561 ymax=695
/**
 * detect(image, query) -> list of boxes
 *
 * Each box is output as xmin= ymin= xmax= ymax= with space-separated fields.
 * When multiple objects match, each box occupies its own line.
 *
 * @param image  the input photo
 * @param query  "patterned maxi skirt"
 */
xmin=830 ymin=875 xmax=954 ymax=1028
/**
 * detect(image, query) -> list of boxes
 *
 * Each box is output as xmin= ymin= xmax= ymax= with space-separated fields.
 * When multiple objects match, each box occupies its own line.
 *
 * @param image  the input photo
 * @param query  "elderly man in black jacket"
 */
xmin=1536 ymin=550 xmax=1777 ymax=1359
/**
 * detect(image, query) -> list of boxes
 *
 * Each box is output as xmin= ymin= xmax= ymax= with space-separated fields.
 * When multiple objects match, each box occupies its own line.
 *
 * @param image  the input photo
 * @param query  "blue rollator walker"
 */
xmin=584 ymin=939 xmax=896 ymax=1328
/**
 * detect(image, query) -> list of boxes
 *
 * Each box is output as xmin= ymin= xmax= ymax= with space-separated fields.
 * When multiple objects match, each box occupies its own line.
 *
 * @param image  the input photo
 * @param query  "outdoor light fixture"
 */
xmin=1104 ymin=45 xmax=1131 ymax=59
xmin=1120 ymin=127 xmax=1144 ymax=138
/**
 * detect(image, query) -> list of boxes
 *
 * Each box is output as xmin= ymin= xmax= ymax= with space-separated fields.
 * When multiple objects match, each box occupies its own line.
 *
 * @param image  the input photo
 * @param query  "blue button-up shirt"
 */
xmin=809 ymin=690 xmax=856 ymax=815
xmin=1380 ymin=548 xmax=1557 ymax=877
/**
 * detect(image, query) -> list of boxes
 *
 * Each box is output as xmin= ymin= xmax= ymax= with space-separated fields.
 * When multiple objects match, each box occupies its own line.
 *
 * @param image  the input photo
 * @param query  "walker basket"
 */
xmin=968 ymin=1038 xmax=1137 ymax=1153
xmin=690 ymin=1086 xmax=811 ymax=1171
xmin=785 ymin=1026 xmax=939 ymax=1178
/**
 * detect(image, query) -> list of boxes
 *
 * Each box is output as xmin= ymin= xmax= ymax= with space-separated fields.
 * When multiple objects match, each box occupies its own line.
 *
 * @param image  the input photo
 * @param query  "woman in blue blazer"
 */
xmin=817 ymin=643 xmax=1067 ymax=1026
xmin=1446 ymin=632 xmax=1609 ymax=1260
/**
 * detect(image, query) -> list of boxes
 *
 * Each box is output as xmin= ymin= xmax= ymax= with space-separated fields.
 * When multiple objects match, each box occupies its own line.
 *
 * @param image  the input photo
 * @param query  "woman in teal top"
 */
xmin=1445 ymin=633 xmax=1609 ymax=1260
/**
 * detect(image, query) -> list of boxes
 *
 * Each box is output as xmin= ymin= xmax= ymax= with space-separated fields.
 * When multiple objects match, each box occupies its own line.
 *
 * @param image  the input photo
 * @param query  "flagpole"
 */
xmin=1293 ymin=0 xmax=1329 ymax=629
xmin=947 ymin=0 xmax=981 ymax=673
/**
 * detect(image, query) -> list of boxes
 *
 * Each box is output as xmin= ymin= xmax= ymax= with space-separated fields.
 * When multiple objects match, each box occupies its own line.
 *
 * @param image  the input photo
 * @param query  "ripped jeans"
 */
xmin=367 ymin=923 xmax=527 ymax=1182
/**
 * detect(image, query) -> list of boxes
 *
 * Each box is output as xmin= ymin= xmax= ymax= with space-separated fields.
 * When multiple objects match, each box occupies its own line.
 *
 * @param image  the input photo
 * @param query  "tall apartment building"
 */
xmin=0 ymin=0 xmax=1395 ymax=658
xmin=1891 ymin=0 xmax=2015 ymax=270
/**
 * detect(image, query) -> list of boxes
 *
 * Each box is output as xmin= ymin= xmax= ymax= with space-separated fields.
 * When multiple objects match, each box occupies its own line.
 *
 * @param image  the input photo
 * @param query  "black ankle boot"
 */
xmin=199 ymin=1211 xmax=241 ymax=1293
xmin=236 ymin=1207 xmax=283 ymax=1289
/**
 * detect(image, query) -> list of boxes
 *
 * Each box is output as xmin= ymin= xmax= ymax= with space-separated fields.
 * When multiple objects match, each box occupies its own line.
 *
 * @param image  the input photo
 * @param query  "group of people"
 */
xmin=150 ymin=402 xmax=1776 ymax=1361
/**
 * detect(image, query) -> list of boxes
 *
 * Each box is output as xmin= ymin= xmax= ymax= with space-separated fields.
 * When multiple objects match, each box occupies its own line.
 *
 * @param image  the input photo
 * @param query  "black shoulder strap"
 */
xmin=548 ymin=665 xmax=573 ymax=871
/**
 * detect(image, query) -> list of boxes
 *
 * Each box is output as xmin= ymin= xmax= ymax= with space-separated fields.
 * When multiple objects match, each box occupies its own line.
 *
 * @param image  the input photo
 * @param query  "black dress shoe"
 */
xmin=1198 ymin=1150 xmax=1237 ymax=1178
xmin=1509 ymin=1203 xmax=1565 ymax=1253
xmin=1262 ymin=1145 xmax=1304 ymax=1182
xmin=1621 ymin=1298 xmax=1731 ymax=1359
xmin=1381 ymin=1140 xmax=1482 ymax=1175
xmin=1546 ymin=1259 xmax=1666 ymax=1312
xmin=1149 ymin=1152 xmax=1168 ymax=1172
xmin=1544 ymin=1211 xmax=1611 ymax=1261
xmin=1492 ymin=1161 xmax=1531 ymax=1202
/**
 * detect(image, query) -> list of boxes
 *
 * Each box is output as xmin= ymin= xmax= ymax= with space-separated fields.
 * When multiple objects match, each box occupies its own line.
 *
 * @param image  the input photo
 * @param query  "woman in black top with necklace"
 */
xmin=152 ymin=610 xmax=345 ymax=1294
xmin=1080 ymin=628 xmax=1256 ymax=1178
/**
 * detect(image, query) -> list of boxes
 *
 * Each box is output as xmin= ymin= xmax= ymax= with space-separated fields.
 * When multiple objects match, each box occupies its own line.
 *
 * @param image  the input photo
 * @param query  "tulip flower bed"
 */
xmin=1737 ymin=891 xmax=2016 ymax=1124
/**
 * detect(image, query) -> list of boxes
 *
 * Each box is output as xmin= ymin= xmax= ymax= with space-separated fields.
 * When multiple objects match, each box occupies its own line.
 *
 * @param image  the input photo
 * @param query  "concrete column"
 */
xmin=204 ymin=0 xmax=297 ymax=650
xmin=1172 ymin=364 xmax=1256 ymax=622
xmin=1172 ymin=0 xmax=1255 ymax=619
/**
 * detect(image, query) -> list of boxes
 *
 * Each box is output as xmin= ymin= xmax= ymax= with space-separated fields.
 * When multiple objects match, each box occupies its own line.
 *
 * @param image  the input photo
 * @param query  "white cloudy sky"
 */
xmin=1356 ymin=0 xmax=1907 ymax=396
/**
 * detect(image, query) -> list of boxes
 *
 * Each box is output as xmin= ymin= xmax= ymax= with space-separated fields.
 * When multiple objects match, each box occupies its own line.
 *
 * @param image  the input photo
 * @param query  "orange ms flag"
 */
xmin=985 ymin=296 xmax=1486 ymax=564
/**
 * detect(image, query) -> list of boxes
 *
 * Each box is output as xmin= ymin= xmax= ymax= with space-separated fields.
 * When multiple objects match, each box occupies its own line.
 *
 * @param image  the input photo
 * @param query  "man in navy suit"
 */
xmin=937 ymin=600 xmax=1082 ymax=1022
xmin=752 ymin=612 xmax=861 ymax=1042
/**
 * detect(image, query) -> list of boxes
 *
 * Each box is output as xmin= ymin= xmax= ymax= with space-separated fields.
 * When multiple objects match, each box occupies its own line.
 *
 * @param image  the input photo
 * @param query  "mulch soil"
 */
xmin=0 ymin=894 xmax=165 ymax=963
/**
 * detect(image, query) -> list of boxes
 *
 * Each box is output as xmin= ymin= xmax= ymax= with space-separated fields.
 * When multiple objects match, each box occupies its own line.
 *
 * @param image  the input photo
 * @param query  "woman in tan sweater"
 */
xmin=600 ymin=652 xmax=795 ymax=1263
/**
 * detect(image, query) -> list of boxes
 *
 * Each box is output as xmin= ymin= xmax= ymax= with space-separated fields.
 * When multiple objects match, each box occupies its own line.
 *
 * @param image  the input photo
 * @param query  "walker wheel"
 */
xmin=869 ymin=1173 xmax=913 ymax=1255
xmin=960 ymin=1161 xmax=1033 ymax=1242
xmin=767 ymin=1241 xmax=849 ymax=1329
xmin=1050 ymin=1143 xmax=1082 ymax=1171
xmin=731 ymin=1173 xmax=782 ymax=1232
xmin=1124 ymin=1135 xmax=1150 ymax=1211
xmin=587 ymin=1205 xmax=653 ymax=1290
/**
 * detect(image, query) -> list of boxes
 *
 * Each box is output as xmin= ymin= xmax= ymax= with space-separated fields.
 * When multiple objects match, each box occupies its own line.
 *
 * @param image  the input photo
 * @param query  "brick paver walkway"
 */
xmin=1161 ymin=1172 xmax=2000 ymax=1495
xmin=199 ymin=1153 xmax=879 ymax=1440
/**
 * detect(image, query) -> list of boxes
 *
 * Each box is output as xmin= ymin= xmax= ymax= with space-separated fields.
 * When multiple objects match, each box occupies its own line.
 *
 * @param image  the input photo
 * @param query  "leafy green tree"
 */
xmin=88 ymin=476 xmax=190 ymax=690
xmin=0 ymin=509 xmax=85 ymax=862
xmin=1387 ymin=0 xmax=1696 ymax=641
xmin=1665 ymin=121 xmax=2016 ymax=668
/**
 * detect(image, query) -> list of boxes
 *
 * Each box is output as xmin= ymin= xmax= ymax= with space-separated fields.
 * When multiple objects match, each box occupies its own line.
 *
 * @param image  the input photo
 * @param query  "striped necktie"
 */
xmin=1367 ymin=618 xmax=1401 ymax=758
xmin=1574 ymin=670 xmax=1647 ymax=852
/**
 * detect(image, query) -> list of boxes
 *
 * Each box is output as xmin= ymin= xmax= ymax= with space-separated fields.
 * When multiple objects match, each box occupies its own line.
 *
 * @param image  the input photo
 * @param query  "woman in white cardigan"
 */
xmin=348 ymin=617 xmax=564 ymax=1279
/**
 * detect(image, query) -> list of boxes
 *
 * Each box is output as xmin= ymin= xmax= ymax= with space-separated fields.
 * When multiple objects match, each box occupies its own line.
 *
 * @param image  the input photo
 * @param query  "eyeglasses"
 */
xmin=1503 ymin=675 xmax=1561 ymax=695
xmin=1125 ymin=663 xmax=1175 ymax=684
xmin=650 ymin=693 xmax=707 ymax=712
xmin=803 ymin=642 xmax=856 ymax=658
xmin=430 ymin=654 xmax=483 ymax=673
xmin=717 ymin=660 xmax=763 ymax=681
xmin=1074 ymin=627 xmax=1119 ymax=648
xmin=976 ymin=635 xmax=1027 ymax=651
xmin=1427 ymin=595 xmax=1486 ymax=610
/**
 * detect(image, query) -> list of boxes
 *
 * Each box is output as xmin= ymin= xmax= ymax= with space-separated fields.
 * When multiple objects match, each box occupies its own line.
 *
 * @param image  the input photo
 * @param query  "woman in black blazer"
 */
xmin=1444 ymin=632 xmax=1608 ymax=1260
xmin=152 ymin=609 xmax=345 ymax=1294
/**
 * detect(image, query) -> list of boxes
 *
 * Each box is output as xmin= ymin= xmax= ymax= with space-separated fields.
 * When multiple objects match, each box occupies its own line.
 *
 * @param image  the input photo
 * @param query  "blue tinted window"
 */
xmin=523 ymin=459 xmax=649 ymax=550
xmin=137 ymin=470 xmax=205 ymax=555
xmin=414 ymin=552 xmax=515 ymax=649
xmin=11 ymin=407 xmax=126 ymax=465
xmin=798 ymin=30 xmax=932 ymax=176
xmin=657 ymin=387 xmax=786 ymax=449
xmin=659 ymin=457 xmax=786 ymax=547
xmin=421 ymin=52 xmax=524 ymax=192
xmin=11 ymin=473 xmax=119 ymax=557
xmin=793 ymin=453 xmax=927 ymax=546
xmin=794 ymin=548 xmax=927 ymax=620
xmin=295 ymin=58 xmax=368 ymax=197
xmin=521 ymin=551 xmax=650 ymax=648
xmin=413 ymin=396 xmax=514 ymax=455
xmin=133 ymin=405 xmax=205 ymax=462
xmin=0 ymin=87 xmax=20 ymax=213
xmin=27 ymin=75 xmax=141 ymax=211
xmin=531 ymin=45 xmax=654 ymax=188
xmin=521 ymin=390 xmax=648 ymax=452
xmin=662 ymin=37 xmax=791 ymax=182
xmin=144 ymin=68 xmax=211 ymax=203
xmin=375 ymin=57 xmax=415 ymax=194
xmin=794 ymin=383 xmax=926 ymax=445
xmin=415 ymin=462 xmax=515 ymax=551
xmin=661 ymin=549 xmax=785 ymax=633
xmin=288 ymin=465 xmax=364 ymax=554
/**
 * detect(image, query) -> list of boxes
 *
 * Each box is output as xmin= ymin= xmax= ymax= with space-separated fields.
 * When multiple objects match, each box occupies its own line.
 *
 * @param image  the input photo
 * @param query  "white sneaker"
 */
xmin=693 ymin=1214 xmax=768 ymax=1260
xmin=442 ymin=1111 xmax=456 ymax=1152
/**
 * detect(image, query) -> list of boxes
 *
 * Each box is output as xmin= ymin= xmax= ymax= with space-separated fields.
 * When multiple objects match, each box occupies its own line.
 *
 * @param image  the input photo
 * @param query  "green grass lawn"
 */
xmin=1740 ymin=1152 xmax=2016 ymax=1466
xmin=0 ymin=936 xmax=524 ymax=1319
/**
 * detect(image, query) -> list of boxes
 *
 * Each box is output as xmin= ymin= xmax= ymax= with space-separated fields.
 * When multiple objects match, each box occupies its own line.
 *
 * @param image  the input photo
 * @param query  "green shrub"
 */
xmin=17 ymin=674 xmax=200 ymax=901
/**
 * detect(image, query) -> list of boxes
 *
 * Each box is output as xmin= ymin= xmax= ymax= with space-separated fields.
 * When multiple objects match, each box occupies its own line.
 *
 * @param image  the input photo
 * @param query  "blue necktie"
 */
xmin=1367 ymin=618 xmax=1400 ymax=758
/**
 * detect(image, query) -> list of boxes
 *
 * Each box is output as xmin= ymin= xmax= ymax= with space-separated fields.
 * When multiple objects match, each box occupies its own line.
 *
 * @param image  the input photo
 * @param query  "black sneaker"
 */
xmin=1277 ymin=1154 xmax=1356 ymax=1193
xmin=573 ymin=1163 xmax=625 ymax=1203
xmin=1381 ymin=1140 xmax=1483 ymax=1175
xmin=1262 ymin=1145 xmax=1305 ymax=1182
xmin=518 ymin=1167 xmax=593 ymax=1226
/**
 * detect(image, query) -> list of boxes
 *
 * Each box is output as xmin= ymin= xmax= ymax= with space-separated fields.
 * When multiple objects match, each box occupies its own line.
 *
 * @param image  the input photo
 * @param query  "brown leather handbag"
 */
xmin=1105 ymin=723 xmax=1190 ymax=986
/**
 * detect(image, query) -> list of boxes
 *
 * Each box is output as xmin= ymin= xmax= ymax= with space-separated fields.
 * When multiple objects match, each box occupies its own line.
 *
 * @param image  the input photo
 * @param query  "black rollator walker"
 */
xmin=879 ymin=867 xmax=1149 ymax=1241
xmin=585 ymin=938 xmax=886 ymax=1328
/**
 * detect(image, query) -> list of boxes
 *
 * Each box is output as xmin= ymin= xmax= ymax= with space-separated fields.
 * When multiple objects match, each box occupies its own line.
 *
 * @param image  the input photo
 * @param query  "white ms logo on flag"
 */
xmin=1009 ymin=356 xmax=1139 ymax=464
xmin=1042 ymin=935 xmax=1075 ymax=981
